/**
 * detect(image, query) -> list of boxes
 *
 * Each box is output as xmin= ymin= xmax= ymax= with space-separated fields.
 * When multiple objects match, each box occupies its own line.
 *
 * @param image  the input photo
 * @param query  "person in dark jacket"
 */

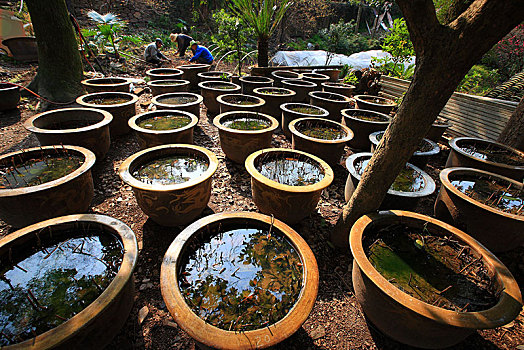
xmin=144 ymin=38 xmax=170 ymax=65
xmin=170 ymin=33 xmax=193 ymax=57
xmin=188 ymin=41 xmax=214 ymax=65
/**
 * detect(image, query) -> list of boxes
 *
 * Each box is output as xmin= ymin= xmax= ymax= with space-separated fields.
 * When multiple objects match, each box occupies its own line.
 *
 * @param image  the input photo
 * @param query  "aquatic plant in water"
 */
xmin=351 ymin=113 xmax=389 ymax=122
xmin=257 ymin=154 xmax=324 ymax=186
xmin=87 ymin=97 xmax=130 ymax=105
xmin=298 ymin=122 xmax=345 ymax=140
xmin=159 ymin=96 xmax=198 ymax=105
xmin=460 ymin=142 xmax=524 ymax=166
xmin=222 ymin=117 xmax=270 ymax=130
xmin=376 ymin=132 xmax=433 ymax=152
xmin=356 ymin=159 xmax=426 ymax=192
xmin=132 ymin=155 xmax=209 ymax=185
xmin=137 ymin=115 xmax=192 ymax=130
xmin=289 ymin=106 xmax=323 ymax=115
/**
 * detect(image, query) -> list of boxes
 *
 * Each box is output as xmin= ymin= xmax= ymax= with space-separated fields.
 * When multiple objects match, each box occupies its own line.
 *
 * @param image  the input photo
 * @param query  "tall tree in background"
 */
xmin=26 ymin=0 xmax=84 ymax=106
xmin=331 ymin=0 xmax=524 ymax=247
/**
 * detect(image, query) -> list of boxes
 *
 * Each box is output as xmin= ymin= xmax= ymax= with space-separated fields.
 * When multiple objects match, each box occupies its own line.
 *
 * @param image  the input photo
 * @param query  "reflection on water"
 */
xmin=257 ymin=155 xmax=324 ymax=186
xmin=356 ymin=158 xmax=426 ymax=192
xmin=132 ymin=155 xmax=209 ymax=185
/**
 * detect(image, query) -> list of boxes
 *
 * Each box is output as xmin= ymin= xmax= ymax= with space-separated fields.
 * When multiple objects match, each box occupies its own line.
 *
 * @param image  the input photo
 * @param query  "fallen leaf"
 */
xmin=138 ymin=305 xmax=149 ymax=324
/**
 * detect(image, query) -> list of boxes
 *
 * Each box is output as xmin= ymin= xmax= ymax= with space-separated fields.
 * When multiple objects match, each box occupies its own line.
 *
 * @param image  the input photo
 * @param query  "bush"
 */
xmin=457 ymin=65 xmax=501 ymax=96
xmin=318 ymin=20 xmax=379 ymax=57
xmin=493 ymin=24 xmax=524 ymax=80
xmin=210 ymin=9 xmax=255 ymax=58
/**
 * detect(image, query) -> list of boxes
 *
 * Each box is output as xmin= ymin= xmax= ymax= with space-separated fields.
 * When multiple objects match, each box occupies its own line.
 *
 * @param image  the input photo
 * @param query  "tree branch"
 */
xmin=395 ymin=0 xmax=441 ymax=55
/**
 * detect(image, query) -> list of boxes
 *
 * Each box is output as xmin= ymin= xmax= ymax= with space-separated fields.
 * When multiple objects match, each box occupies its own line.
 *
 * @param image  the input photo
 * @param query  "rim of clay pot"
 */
xmin=160 ymin=211 xmax=319 ymax=350
xmin=321 ymin=82 xmax=355 ymax=90
xmin=147 ymin=79 xmax=190 ymax=87
xmin=289 ymin=117 xmax=354 ymax=145
xmin=152 ymin=92 xmax=204 ymax=109
xmin=280 ymin=103 xmax=329 ymax=117
xmin=177 ymin=63 xmax=211 ymax=70
xmin=0 ymin=82 xmax=20 ymax=91
xmin=433 ymin=118 xmax=452 ymax=128
xmin=76 ymin=92 xmax=139 ymax=109
xmin=341 ymin=108 xmax=392 ymax=124
xmin=369 ymin=131 xmax=440 ymax=157
xmin=354 ymin=95 xmax=396 ymax=108
xmin=252 ymin=86 xmax=296 ymax=97
xmin=281 ymin=79 xmax=317 ymax=88
xmin=118 ymin=144 xmax=218 ymax=192
xmin=146 ymin=68 xmax=183 ymax=79
xmin=239 ymin=75 xmax=274 ymax=84
xmin=449 ymin=137 xmax=524 ymax=171
xmin=0 ymin=145 xmax=96 ymax=198
xmin=245 ymin=148 xmax=334 ymax=193
xmin=309 ymin=91 xmax=351 ymax=104
xmin=345 ymin=152 xmax=436 ymax=197
xmin=216 ymin=93 xmax=266 ymax=108
xmin=350 ymin=210 xmax=523 ymax=329
xmin=271 ymin=70 xmax=302 ymax=80
xmin=213 ymin=111 xmax=279 ymax=135
xmin=0 ymin=214 xmax=137 ymax=348
xmin=301 ymin=72 xmax=330 ymax=81
xmin=81 ymin=77 xmax=129 ymax=89
xmin=128 ymin=109 xmax=198 ymax=135
xmin=24 ymin=107 xmax=113 ymax=134
xmin=440 ymin=167 xmax=524 ymax=221
xmin=197 ymin=80 xmax=241 ymax=92
xmin=197 ymin=71 xmax=233 ymax=79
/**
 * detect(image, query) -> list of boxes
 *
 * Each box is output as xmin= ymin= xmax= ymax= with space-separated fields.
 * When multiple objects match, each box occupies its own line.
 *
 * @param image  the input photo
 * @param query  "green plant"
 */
xmin=344 ymin=70 xmax=359 ymax=85
xmin=372 ymin=56 xmax=415 ymax=79
xmin=457 ymin=65 xmax=501 ymax=96
xmin=86 ymin=11 xmax=126 ymax=59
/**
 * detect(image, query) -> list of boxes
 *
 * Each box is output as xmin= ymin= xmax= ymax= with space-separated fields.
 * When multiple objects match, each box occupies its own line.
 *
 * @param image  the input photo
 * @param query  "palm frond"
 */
xmin=87 ymin=10 xmax=123 ymax=26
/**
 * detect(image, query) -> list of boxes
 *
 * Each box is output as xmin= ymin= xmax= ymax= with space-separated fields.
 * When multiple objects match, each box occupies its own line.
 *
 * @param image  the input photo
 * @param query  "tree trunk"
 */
xmin=498 ymin=96 xmax=524 ymax=151
xmin=26 ymin=0 xmax=84 ymax=107
xmin=257 ymin=37 xmax=269 ymax=67
xmin=355 ymin=3 xmax=363 ymax=34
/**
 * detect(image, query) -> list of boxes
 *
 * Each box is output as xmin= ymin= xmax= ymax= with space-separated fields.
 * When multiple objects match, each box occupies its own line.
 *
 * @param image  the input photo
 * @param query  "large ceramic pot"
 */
xmin=81 ymin=77 xmax=130 ymax=93
xmin=350 ymin=210 xmax=522 ymax=349
xmin=280 ymin=103 xmax=329 ymax=139
xmin=289 ymin=117 xmax=353 ymax=166
xmin=118 ymin=144 xmax=218 ymax=226
xmin=301 ymin=72 xmax=330 ymax=89
xmin=435 ymin=167 xmax=524 ymax=252
xmin=369 ymin=131 xmax=440 ymax=168
xmin=354 ymin=95 xmax=397 ymax=115
xmin=160 ymin=211 xmax=319 ymax=349
xmin=177 ymin=64 xmax=211 ymax=91
xmin=24 ymin=107 xmax=112 ymax=159
xmin=344 ymin=152 xmax=436 ymax=209
xmin=446 ymin=137 xmax=524 ymax=181
xmin=0 ymin=214 xmax=137 ymax=349
xmin=313 ymin=68 xmax=340 ymax=82
xmin=2 ymin=36 xmax=38 ymax=62
xmin=271 ymin=70 xmax=302 ymax=87
xmin=198 ymin=81 xmax=241 ymax=116
xmin=76 ymin=92 xmax=138 ymax=137
xmin=245 ymin=148 xmax=334 ymax=224
xmin=147 ymin=79 xmax=190 ymax=97
xmin=0 ymin=145 xmax=95 ymax=228
xmin=239 ymin=76 xmax=274 ymax=94
xmin=217 ymin=94 xmax=265 ymax=114
xmin=128 ymin=110 xmax=198 ymax=149
xmin=0 ymin=82 xmax=21 ymax=111
xmin=197 ymin=71 xmax=232 ymax=83
xmin=252 ymin=87 xmax=296 ymax=119
xmin=146 ymin=68 xmax=183 ymax=81
xmin=427 ymin=119 xmax=452 ymax=142
xmin=309 ymin=91 xmax=351 ymax=122
xmin=321 ymin=82 xmax=355 ymax=97
xmin=341 ymin=108 xmax=392 ymax=150
xmin=281 ymin=79 xmax=317 ymax=103
xmin=213 ymin=111 xmax=278 ymax=163
xmin=152 ymin=92 xmax=203 ymax=118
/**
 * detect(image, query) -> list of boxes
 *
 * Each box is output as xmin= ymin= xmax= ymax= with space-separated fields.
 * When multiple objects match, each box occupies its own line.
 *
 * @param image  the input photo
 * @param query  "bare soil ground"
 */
xmin=0 ymin=56 xmax=523 ymax=349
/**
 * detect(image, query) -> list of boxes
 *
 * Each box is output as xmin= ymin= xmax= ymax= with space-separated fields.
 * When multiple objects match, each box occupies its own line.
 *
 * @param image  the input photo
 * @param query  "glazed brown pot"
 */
xmin=0 ymin=82 xmax=21 ymax=111
xmin=289 ymin=117 xmax=354 ymax=166
xmin=152 ymin=92 xmax=203 ymax=118
xmin=321 ymin=82 xmax=355 ymax=97
xmin=301 ymin=72 xmax=330 ymax=90
xmin=309 ymin=91 xmax=351 ymax=122
xmin=76 ymin=92 xmax=138 ymax=137
xmin=280 ymin=103 xmax=329 ymax=139
xmin=426 ymin=119 xmax=452 ymax=142
xmin=252 ymin=87 xmax=296 ymax=119
xmin=198 ymin=81 xmax=241 ymax=116
xmin=24 ymin=107 xmax=112 ymax=159
xmin=81 ymin=77 xmax=130 ymax=93
xmin=160 ymin=211 xmax=319 ymax=349
xmin=2 ymin=36 xmax=38 ymax=62
xmin=245 ymin=148 xmax=334 ymax=224
xmin=271 ymin=70 xmax=302 ymax=87
xmin=177 ymin=64 xmax=211 ymax=91
xmin=435 ymin=167 xmax=524 ymax=252
xmin=313 ymin=69 xmax=340 ymax=82
xmin=146 ymin=68 xmax=183 ymax=81
xmin=147 ymin=79 xmax=190 ymax=97
xmin=239 ymin=75 xmax=274 ymax=94
xmin=446 ymin=137 xmax=524 ymax=181
xmin=354 ymin=95 xmax=397 ymax=115
xmin=217 ymin=94 xmax=265 ymax=114
xmin=213 ymin=111 xmax=279 ymax=163
xmin=344 ymin=152 xmax=436 ymax=210
xmin=281 ymin=79 xmax=317 ymax=103
xmin=341 ymin=108 xmax=392 ymax=150
xmin=350 ymin=210 xmax=522 ymax=349
xmin=128 ymin=110 xmax=198 ymax=149
xmin=197 ymin=71 xmax=232 ymax=83
xmin=0 ymin=214 xmax=137 ymax=349
xmin=0 ymin=145 xmax=95 ymax=228
xmin=118 ymin=144 xmax=218 ymax=227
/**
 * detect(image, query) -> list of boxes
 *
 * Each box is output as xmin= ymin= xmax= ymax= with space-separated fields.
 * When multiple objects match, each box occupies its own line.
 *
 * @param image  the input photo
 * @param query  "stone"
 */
xmin=138 ymin=305 xmax=149 ymax=324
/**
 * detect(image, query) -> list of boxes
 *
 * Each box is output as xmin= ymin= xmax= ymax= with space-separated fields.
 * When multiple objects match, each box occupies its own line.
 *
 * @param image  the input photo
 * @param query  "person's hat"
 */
xmin=170 ymin=33 xmax=178 ymax=42
xmin=190 ymin=40 xmax=198 ymax=46
xmin=155 ymin=38 xmax=163 ymax=44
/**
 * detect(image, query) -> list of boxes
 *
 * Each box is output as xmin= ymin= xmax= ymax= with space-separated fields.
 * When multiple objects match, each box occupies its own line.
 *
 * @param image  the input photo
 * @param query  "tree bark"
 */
xmin=257 ymin=37 xmax=269 ymax=67
xmin=498 ymin=96 xmax=524 ymax=151
xmin=331 ymin=0 xmax=524 ymax=248
xmin=26 ymin=0 xmax=84 ymax=107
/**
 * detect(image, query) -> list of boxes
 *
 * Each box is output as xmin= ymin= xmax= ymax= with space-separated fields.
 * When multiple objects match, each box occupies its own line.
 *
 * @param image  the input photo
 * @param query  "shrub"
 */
xmin=318 ymin=20 xmax=379 ymax=57
xmin=493 ymin=24 xmax=524 ymax=80
xmin=457 ymin=65 xmax=501 ymax=96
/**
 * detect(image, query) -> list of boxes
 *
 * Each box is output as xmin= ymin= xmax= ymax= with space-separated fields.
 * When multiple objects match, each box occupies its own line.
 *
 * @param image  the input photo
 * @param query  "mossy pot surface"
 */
xmin=350 ymin=210 xmax=522 ymax=349
xmin=446 ymin=137 xmax=524 ymax=180
xmin=118 ymin=144 xmax=218 ymax=226
xmin=281 ymin=79 xmax=317 ymax=103
xmin=321 ymin=82 xmax=355 ymax=97
xmin=0 ymin=214 xmax=137 ymax=349
xmin=128 ymin=110 xmax=198 ymax=149
xmin=76 ymin=92 xmax=138 ymax=137
xmin=0 ymin=145 xmax=95 ymax=228
xmin=435 ymin=167 xmax=524 ymax=252
xmin=280 ymin=103 xmax=329 ymax=139
xmin=354 ymin=95 xmax=397 ymax=114
xmin=177 ymin=64 xmax=211 ymax=91
xmin=0 ymin=82 xmax=21 ymax=111
xmin=198 ymin=81 xmax=241 ymax=116
xmin=217 ymin=93 xmax=265 ymax=114
xmin=213 ymin=111 xmax=279 ymax=163
xmin=160 ymin=211 xmax=319 ymax=350
xmin=24 ymin=107 xmax=112 ymax=159
xmin=81 ymin=77 xmax=130 ymax=93
xmin=341 ymin=108 xmax=392 ymax=150
xmin=239 ymin=76 xmax=274 ymax=94
xmin=309 ymin=91 xmax=351 ymax=123
xmin=146 ymin=68 xmax=183 ymax=81
xmin=252 ymin=87 xmax=296 ymax=119
xmin=289 ymin=117 xmax=354 ymax=166
xmin=245 ymin=148 xmax=334 ymax=224
xmin=301 ymin=72 xmax=330 ymax=89
xmin=147 ymin=79 xmax=190 ymax=97
xmin=197 ymin=71 xmax=232 ymax=83
xmin=152 ymin=92 xmax=203 ymax=118
xmin=271 ymin=70 xmax=302 ymax=87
